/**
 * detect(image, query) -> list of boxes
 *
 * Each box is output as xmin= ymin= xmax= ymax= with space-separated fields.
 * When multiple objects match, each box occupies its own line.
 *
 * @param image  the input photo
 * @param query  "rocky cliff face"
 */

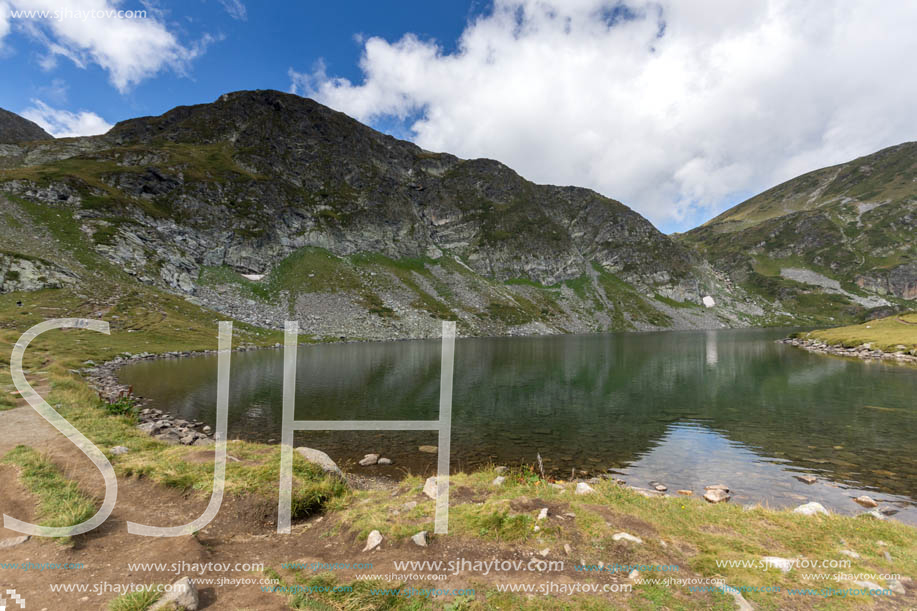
xmin=0 ymin=92 xmax=762 ymax=337
xmin=0 ymin=108 xmax=53 ymax=144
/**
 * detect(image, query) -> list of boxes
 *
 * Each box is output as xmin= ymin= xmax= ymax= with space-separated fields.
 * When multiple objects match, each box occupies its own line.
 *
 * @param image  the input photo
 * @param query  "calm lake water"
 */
xmin=119 ymin=328 xmax=917 ymax=522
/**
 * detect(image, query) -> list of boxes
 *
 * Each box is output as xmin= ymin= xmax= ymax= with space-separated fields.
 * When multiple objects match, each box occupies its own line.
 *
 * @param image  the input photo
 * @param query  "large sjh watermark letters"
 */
xmin=6 ymin=319 xmax=456 ymax=537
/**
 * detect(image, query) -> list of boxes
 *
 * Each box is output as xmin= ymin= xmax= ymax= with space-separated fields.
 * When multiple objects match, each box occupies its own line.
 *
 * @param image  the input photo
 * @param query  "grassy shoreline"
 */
xmin=2 ymin=288 xmax=917 ymax=609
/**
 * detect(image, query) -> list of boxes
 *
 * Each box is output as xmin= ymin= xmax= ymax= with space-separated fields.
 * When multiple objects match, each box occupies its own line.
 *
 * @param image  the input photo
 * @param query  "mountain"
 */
xmin=0 ymin=108 xmax=53 ymax=144
xmin=0 ymin=90 xmax=760 ymax=340
xmin=682 ymin=142 xmax=917 ymax=324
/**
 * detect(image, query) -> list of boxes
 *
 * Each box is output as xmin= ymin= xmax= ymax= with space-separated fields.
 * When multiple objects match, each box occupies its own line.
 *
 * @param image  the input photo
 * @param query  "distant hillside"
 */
xmin=0 ymin=108 xmax=53 ymax=144
xmin=682 ymin=142 xmax=917 ymax=323
xmin=0 ymin=90 xmax=762 ymax=339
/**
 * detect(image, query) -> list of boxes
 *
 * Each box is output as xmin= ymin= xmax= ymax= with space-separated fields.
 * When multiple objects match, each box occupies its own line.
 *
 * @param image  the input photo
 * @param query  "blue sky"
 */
xmin=2 ymin=1 xmax=916 ymax=233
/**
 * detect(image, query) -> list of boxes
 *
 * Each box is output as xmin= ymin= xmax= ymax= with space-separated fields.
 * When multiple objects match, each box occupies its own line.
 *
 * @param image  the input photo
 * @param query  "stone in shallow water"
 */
xmin=703 ymin=489 xmax=729 ymax=503
xmin=677 ymin=489 xmax=693 ymax=496
xmin=794 ymin=474 xmax=817 ymax=484
xmin=359 ymin=454 xmax=379 ymax=466
xmin=854 ymin=495 xmax=878 ymax=508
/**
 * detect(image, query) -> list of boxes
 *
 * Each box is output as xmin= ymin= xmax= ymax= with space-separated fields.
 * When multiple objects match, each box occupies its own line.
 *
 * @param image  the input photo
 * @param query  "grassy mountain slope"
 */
xmin=682 ymin=142 xmax=917 ymax=325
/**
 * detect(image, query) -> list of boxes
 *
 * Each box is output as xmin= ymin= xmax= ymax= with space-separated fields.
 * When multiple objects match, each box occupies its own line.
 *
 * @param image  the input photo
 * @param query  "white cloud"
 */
xmin=219 ymin=0 xmax=246 ymax=21
xmin=1 ymin=0 xmax=210 ymax=92
xmin=21 ymin=99 xmax=112 ymax=137
xmin=291 ymin=0 xmax=917 ymax=230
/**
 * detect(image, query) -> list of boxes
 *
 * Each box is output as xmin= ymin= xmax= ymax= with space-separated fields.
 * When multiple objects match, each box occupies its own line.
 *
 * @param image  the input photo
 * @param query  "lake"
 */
xmin=118 ymin=328 xmax=917 ymax=522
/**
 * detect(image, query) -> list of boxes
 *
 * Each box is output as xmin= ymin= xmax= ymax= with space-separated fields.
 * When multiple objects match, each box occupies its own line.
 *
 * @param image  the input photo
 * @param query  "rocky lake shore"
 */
xmin=779 ymin=336 xmax=917 ymax=365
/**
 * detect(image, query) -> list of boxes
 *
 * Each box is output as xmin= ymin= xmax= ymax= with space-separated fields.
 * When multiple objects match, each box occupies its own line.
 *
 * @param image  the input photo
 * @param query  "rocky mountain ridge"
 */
xmin=4 ymin=90 xmax=911 ymax=337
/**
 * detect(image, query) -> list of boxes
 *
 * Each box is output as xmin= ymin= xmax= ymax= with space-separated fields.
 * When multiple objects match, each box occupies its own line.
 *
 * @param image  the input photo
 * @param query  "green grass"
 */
xmin=2 ymin=445 xmax=98 ymax=538
xmin=800 ymin=311 xmax=917 ymax=353
xmin=107 ymin=589 xmax=161 ymax=611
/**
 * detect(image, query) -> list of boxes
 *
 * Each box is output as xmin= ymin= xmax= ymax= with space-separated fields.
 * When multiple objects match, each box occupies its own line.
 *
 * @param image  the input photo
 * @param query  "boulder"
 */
xmin=423 ymin=476 xmax=438 ymax=499
xmin=363 ymin=530 xmax=383 ymax=552
xmin=412 ymin=531 xmax=428 ymax=547
xmin=793 ymin=502 xmax=828 ymax=516
xmin=575 ymin=482 xmax=595 ymax=495
xmin=150 ymin=577 xmax=198 ymax=610
xmin=295 ymin=447 xmax=345 ymax=480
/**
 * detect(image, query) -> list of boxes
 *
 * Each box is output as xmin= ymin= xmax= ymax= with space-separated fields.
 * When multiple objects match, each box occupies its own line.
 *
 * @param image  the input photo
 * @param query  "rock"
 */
xmin=793 ymin=502 xmax=828 ymax=516
xmin=853 ymin=580 xmax=884 ymax=591
xmin=854 ymin=495 xmax=878 ymax=508
xmin=628 ymin=569 xmax=640 ymax=581
xmin=494 ymin=466 xmax=508 ymax=474
xmin=193 ymin=438 xmax=215 ymax=447
xmin=720 ymin=584 xmax=754 ymax=611
xmin=0 ymin=535 xmax=30 ymax=549
xmin=202 ymin=425 xmax=212 ymax=434
xmin=137 ymin=422 xmax=157 ymax=433
xmin=377 ymin=457 xmax=393 ymax=465
xmin=762 ymin=556 xmax=795 ymax=573
xmin=110 ymin=446 xmax=130 ymax=455
xmin=295 ymin=447 xmax=345 ymax=480
xmin=359 ymin=453 xmax=380 ymax=466
xmin=563 ymin=544 xmax=572 ymax=556
xmin=704 ymin=484 xmax=729 ymax=492
xmin=653 ymin=484 xmax=668 ymax=492
xmin=537 ymin=508 xmax=548 ymax=521
xmin=363 ymin=530 xmax=383 ymax=552
xmin=575 ymin=482 xmax=595 ymax=495
xmin=155 ymin=431 xmax=182 ymax=445
xmin=795 ymin=474 xmax=817 ymax=484
xmin=549 ymin=483 xmax=564 ymax=490
xmin=886 ymin=578 xmax=906 ymax=595
xmin=862 ymin=510 xmax=886 ymax=520
xmin=612 ymin=532 xmax=643 ymax=544
xmin=839 ymin=549 xmax=860 ymax=559
xmin=423 ymin=476 xmax=438 ymax=499
xmin=539 ymin=548 xmax=550 ymax=557
xmin=877 ymin=506 xmax=899 ymax=516
xmin=150 ymin=577 xmax=199 ymax=610
xmin=677 ymin=489 xmax=693 ymax=495
xmin=492 ymin=476 xmax=506 ymax=487
xmin=402 ymin=501 xmax=417 ymax=512
xmin=703 ymin=489 xmax=730 ymax=503
xmin=180 ymin=434 xmax=197 ymax=445
xmin=418 ymin=445 xmax=438 ymax=454
xmin=412 ymin=531 xmax=428 ymax=547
